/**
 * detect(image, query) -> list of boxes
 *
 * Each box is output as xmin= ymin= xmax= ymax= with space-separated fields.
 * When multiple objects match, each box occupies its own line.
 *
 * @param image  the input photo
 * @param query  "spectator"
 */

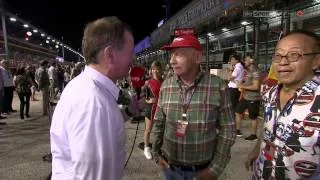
xmin=152 ymin=35 xmax=236 ymax=180
xmin=14 ymin=67 xmax=33 ymax=119
xmin=0 ymin=60 xmax=16 ymax=114
xmin=246 ymin=30 xmax=320 ymax=179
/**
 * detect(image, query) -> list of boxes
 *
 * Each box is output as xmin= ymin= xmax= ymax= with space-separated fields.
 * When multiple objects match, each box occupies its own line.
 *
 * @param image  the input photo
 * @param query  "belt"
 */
xmin=162 ymin=156 xmax=210 ymax=172
xmin=169 ymin=162 xmax=210 ymax=171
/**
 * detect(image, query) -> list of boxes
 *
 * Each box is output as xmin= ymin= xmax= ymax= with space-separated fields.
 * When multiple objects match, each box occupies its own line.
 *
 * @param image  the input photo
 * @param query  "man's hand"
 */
xmin=157 ymin=157 xmax=170 ymax=171
xmin=245 ymin=137 xmax=262 ymax=171
xmin=245 ymin=152 xmax=258 ymax=171
xmin=196 ymin=168 xmax=217 ymax=180
xmin=245 ymin=145 xmax=260 ymax=171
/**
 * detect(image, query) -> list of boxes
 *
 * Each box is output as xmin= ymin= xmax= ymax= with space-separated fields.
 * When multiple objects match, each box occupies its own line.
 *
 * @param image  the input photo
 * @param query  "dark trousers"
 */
xmin=228 ymin=88 xmax=241 ymax=114
xmin=134 ymin=87 xmax=142 ymax=100
xmin=3 ymin=86 xmax=14 ymax=113
xmin=18 ymin=93 xmax=31 ymax=118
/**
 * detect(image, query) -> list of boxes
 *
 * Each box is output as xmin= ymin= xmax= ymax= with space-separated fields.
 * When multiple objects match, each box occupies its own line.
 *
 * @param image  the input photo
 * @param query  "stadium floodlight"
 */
xmin=26 ymin=31 xmax=32 ymax=36
xmin=222 ymin=28 xmax=229 ymax=32
xmin=46 ymin=40 xmax=49 ymax=43
xmin=207 ymin=32 xmax=214 ymax=36
xmin=23 ymin=24 xmax=29 ymax=28
xmin=41 ymin=33 xmax=45 ymax=37
xmin=47 ymin=37 xmax=51 ymax=40
xmin=33 ymin=29 xmax=38 ymax=33
xmin=55 ymin=45 xmax=59 ymax=49
xmin=52 ymin=39 xmax=55 ymax=42
xmin=9 ymin=17 xmax=16 ymax=22
xmin=241 ymin=21 xmax=249 ymax=26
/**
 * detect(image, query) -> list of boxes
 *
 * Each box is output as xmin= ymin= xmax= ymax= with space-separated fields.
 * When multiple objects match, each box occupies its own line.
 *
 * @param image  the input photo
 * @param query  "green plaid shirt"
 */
xmin=152 ymin=72 xmax=236 ymax=176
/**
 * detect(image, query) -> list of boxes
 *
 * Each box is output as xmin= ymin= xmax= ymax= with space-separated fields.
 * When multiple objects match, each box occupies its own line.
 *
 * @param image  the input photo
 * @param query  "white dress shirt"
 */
xmin=48 ymin=66 xmax=54 ymax=80
xmin=228 ymin=62 xmax=244 ymax=88
xmin=50 ymin=66 xmax=126 ymax=180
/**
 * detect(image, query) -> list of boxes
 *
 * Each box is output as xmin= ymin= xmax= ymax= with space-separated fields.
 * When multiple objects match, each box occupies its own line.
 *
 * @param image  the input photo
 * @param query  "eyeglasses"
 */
xmin=272 ymin=51 xmax=320 ymax=63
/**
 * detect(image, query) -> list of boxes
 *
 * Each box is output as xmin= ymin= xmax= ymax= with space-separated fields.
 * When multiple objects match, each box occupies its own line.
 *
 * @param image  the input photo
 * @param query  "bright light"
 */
xmin=222 ymin=28 xmax=229 ymax=32
xmin=23 ymin=24 xmax=29 ymax=28
xmin=60 ymin=44 xmax=63 ymax=46
xmin=56 ymin=42 xmax=60 ymax=45
xmin=269 ymin=11 xmax=278 ymax=17
xmin=55 ymin=45 xmax=59 ymax=48
xmin=241 ymin=21 xmax=249 ymax=26
xmin=52 ymin=39 xmax=55 ymax=42
xmin=25 ymin=37 xmax=29 ymax=41
xmin=9 ymin=17 xmax=16 ymax=22
xmin=33 ymin=29 xmax=38 ymax=33
xmin=46 ymin=40 xmax=49 ymax=43
xmin=207 ymin=32 xmax=214 ymax=36
xmin=47 ymin=37 xmax=51 ymax=40
xmin=40 ymin=43 xmax=43 ymax=46
xmin=41 ymin=33 xmax=45 ymax=37
xmin=26 ymin=31 xmax=32 ymax=36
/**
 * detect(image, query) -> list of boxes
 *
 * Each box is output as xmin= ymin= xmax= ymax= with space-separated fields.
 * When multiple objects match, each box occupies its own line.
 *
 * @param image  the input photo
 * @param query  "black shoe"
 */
xmin=10 ymin=110 xmax=17 ymax=113
xmin=245 ymin=134 xmax=258 ymax=141
xmin=21 ymin=116 xmax=24 ymax=120
xmin=26 ymin=115 xmax=30 ymax=118
xmin=236 ymin=130 xmax=243 ymax=137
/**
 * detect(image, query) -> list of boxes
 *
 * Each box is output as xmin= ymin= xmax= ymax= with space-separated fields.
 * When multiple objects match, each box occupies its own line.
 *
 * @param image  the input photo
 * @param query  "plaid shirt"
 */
xmin=152 ymin=72 xmax=236 ymax=176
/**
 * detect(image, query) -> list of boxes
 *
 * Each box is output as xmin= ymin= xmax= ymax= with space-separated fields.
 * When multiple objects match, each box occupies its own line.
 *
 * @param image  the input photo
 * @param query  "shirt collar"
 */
xmin=176 ymin=70 xmax=203 ymax=88
xmin=83 ymin=66 xmax=119 ymax=100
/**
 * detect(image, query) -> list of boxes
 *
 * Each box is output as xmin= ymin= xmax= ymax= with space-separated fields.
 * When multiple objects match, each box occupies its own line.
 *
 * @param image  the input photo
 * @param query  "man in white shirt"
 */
xmin=227 ymin=55 xmax=244 ymax=127
xmin=50 ymin=17 xmax=136 ymax=180
xmin=0 ymin=60 xmax=16 ymax=114
xmin=48 ymin=63 xmax=58 ymax=99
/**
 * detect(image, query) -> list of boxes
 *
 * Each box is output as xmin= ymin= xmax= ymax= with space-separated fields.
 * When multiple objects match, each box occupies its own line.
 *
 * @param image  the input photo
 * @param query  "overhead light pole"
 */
xmin=0 ymin=0 xmax=9 ymax=60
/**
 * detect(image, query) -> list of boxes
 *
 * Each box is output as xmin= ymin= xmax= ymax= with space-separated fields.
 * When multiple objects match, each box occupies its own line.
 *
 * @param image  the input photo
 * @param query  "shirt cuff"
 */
xmin=210 ymin=164 xmax=222 ymax=178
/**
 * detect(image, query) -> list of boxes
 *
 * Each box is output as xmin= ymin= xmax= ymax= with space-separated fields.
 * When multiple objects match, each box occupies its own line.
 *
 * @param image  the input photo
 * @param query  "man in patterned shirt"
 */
xmin=246 ymin=30 xmax=320 ymax=179
xmin=152 ymin=34 xmax=236 ymax=180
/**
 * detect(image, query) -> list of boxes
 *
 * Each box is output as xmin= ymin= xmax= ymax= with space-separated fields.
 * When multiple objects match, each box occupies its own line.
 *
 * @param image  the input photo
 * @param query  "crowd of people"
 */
xmin=0 ymin=58 xmax=84 ymax=122
xmin=2 ymin=16 xmax=320 ymax=180
xmin=48 ymin=16 xmax=320 ymax=180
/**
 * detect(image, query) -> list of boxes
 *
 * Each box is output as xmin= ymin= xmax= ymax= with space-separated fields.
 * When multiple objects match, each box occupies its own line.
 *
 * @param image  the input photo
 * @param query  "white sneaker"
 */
xmin=144 ymin=147 xmax=152 ymax=160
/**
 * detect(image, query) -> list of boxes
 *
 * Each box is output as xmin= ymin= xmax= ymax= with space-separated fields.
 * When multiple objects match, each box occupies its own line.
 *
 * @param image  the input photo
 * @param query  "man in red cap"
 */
xmin=129 ymin=59 xmax=145 ymax=123
xmin=152 ymin=34 xmax=236 ymax=180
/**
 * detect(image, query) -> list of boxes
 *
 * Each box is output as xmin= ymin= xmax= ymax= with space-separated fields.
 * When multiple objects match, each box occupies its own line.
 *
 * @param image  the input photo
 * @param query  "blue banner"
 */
xmin=134 ymin=36 xmax=151 ymax=54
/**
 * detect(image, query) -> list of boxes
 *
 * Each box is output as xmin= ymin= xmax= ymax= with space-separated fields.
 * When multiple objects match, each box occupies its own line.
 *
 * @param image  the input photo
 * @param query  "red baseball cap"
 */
xmin=162 ymin=35 xmax=202 ymax=51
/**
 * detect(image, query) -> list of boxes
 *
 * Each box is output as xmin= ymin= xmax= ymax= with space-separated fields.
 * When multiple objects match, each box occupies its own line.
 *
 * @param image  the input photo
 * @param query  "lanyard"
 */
xmin=180 ymin=86 xmax=196 ymax=114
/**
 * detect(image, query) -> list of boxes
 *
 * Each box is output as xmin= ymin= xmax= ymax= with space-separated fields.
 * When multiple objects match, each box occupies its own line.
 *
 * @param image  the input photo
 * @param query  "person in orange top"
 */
xmin=261 ymin=64 xmax=278 ymax=96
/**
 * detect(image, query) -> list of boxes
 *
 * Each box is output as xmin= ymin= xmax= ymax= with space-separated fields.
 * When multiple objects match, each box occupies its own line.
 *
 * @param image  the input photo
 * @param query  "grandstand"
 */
xmin=0 ymin=8 xmax=84 ymax=68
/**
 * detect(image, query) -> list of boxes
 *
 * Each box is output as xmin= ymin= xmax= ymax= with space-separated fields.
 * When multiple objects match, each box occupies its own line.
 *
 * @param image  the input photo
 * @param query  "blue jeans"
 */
xmin=161 ymin=166 xmax=197 ymax=180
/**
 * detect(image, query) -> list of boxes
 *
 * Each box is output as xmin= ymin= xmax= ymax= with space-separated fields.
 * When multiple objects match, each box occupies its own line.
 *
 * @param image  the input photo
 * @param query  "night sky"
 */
xmin=4 ymin=0 xmax=193 ymax=50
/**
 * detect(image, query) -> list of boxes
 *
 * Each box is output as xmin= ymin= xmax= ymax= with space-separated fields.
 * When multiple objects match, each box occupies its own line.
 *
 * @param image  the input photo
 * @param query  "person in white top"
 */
xmin=227 ymin=55 xmax=244 ymax=119
xmin=50 ymin=16 xmax=137 ymax=180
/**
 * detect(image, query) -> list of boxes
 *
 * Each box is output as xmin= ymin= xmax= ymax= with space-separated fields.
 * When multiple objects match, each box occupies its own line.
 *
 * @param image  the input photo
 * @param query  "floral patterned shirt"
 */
xmin=254 ymin=76 xmax=320 ymax=179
